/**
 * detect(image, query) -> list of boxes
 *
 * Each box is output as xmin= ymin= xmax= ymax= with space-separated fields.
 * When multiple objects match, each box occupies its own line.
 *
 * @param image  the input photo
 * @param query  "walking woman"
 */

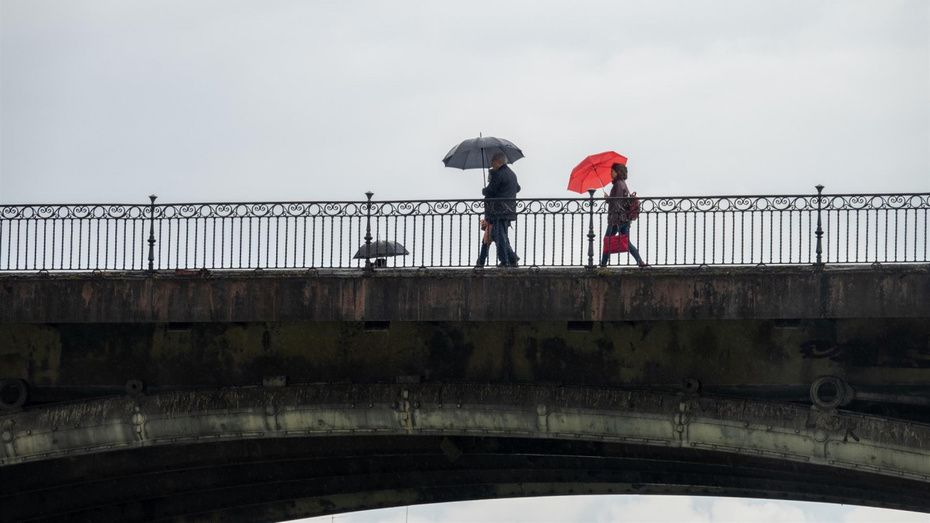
xmin=601 ymin=163 xmax=647 ymax=267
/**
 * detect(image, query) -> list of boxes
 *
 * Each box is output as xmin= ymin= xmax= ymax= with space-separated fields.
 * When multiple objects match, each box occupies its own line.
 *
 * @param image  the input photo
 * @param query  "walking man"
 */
xmin=481 ymin=152 xmax=521 ymax=267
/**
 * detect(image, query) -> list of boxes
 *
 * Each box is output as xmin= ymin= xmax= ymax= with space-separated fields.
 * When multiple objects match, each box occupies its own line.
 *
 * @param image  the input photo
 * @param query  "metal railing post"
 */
xmin=587 ymin=190 xmax=596 ymax=269
xmin=815 ymin=184 xmax=824 ymax=267
xmin=147 ymin=194 xmax=157 ymax=272
xmin=364 ymin=191 xmax=374 ymax=272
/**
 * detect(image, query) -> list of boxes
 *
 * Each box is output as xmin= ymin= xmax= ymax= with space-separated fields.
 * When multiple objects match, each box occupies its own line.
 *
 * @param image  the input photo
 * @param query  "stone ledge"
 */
xmin=2 ymin=264 xmax=928 ymax=323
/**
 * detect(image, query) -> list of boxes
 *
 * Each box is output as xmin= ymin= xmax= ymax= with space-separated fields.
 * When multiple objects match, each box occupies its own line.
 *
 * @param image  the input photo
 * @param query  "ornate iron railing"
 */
xmin=1 ymin=190 xmax=928 ymax=271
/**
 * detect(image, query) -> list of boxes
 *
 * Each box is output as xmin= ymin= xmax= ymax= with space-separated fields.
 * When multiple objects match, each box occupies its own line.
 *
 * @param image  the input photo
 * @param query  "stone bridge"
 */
xmin=1 ymin=265 xmax=929 ymax=521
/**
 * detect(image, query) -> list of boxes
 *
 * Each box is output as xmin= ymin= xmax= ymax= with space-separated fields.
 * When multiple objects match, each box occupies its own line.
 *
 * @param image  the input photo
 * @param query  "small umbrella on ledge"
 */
xmin=353 ymin=240 xmax=409 ymax=267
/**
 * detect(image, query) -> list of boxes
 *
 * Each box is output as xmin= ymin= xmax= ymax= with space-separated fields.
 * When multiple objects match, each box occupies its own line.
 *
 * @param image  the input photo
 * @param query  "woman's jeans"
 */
xmin=601 ymin=222 xmax=644 ymax=266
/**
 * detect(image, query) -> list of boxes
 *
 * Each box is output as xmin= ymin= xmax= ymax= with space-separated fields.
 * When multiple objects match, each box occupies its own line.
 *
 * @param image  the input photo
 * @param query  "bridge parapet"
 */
xmin=1 ymin=264 xmax=928 ymax=413
xmin=2 ymin=265 xmax=927 ymax=323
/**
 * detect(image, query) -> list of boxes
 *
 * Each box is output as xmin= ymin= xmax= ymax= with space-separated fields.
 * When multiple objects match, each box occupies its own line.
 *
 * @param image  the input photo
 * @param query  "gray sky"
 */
xmin=290 ymin=495 xmax=930 ymax=523
xmin=2 ymin=1 xmax=929 ymax=521
xmin=1 ymin=0 xmax=928 ymax=204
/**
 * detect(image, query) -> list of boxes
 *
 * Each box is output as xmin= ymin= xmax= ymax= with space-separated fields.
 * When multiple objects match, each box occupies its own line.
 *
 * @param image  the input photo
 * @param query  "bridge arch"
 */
xmin=3 ymin=383 xmax=928 ymax=521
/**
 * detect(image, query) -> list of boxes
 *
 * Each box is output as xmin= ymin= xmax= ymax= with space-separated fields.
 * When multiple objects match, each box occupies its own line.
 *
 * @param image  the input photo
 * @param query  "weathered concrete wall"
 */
xmin=2 ymin=265 xmax=929 ymax=323
xmin=3 ymin=319 xmax=929 ymax=392
xmin=2 ymin=265 xmax=928 ymax=403
xmin=5 ymin=382 xmax=930 ymax=474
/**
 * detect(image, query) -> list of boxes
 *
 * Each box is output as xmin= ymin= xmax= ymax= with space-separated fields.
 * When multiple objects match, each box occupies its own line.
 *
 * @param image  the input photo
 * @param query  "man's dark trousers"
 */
xmin=490 ymin=219 xmax=516 ymax=265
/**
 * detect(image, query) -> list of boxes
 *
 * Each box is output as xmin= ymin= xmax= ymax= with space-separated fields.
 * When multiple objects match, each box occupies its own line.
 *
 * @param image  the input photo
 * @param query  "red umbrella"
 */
xmin=567 ymin=151 xmax=628 ymax=193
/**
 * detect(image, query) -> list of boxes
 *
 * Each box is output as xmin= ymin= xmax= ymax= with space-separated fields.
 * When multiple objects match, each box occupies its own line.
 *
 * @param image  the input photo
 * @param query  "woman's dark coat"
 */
xmin=606 ymin=179 xmax=633 ymax=227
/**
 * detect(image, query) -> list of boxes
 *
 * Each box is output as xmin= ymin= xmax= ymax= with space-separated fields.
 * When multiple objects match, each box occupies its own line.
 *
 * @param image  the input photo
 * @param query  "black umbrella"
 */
xmin=353 ymin=240 xmax=409 ymax=260
xmin=442 ymin=135 xmax=524 ymax=186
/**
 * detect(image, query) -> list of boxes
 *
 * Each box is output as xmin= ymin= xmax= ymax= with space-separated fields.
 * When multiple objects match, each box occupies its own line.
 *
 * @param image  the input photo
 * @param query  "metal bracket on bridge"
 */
xmin=675 ymin=400 xmax=694 ymax=441
xmin=810 ymin=376 xmax=853 ymax=410
xmin=536 ymin=404 xmax=549 ymax=432
xmin=0 ymin=379 xmax=28 ymax=411
xmin=130 ymin=405 xmax=145 ymax=442
xmin=262 ymin=376 xmax=288 ymax=388
xmin=399 ymin=389 xmax=415 ymax=433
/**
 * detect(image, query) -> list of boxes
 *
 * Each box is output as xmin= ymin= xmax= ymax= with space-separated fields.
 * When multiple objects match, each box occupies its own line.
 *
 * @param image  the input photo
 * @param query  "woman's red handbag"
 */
xmin=603 ymin=234 xmax=629 ymax=254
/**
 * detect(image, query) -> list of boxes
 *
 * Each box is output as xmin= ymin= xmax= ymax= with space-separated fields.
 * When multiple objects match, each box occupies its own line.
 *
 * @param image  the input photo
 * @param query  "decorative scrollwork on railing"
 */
xmin=771 ymin=196 xmax=793 ymax=211
xmin=0 ymin=204 xmax=150 ymax=220
xmin=634 ymin=195 xmax=826 ymax=213
xmin=431 ymin=200 xmax=456 ymax=216
xmin=824 ymin=194 xmax=930 ymax=211
xmin=695 ymin=197 xmax=716 ymax=212
xmin=656 ymin=198 xmax=678 ymax=212
xmin=2 ymin=194 xmax=927 ymax=221
xmin=323 ymin=202 xmax=351 ymax=217
xmin=285 ymin=203 xmax=306 ymax=217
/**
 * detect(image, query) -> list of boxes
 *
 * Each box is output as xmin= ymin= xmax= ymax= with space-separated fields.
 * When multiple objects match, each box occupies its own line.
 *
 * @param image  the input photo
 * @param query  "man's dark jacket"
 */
xmin=482 ymin=165 xmax=521 ymax=221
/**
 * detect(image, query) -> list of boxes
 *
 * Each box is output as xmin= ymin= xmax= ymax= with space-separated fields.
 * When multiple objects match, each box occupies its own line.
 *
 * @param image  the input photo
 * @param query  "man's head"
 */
xmin=611 ymin=163 xmax=628 ymax=181
xmin=490 ymin=152 xmax=507 ymax=170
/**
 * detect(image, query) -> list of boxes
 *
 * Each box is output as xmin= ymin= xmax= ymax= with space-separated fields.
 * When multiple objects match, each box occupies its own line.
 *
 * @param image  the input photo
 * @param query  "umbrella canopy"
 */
xmin=442 ymin=136 xmax=524 ymax=170
xmin=567 ymin=151 xmax=628 ymax=193
xmin=353 ymin=240 xmax=409 ymax=260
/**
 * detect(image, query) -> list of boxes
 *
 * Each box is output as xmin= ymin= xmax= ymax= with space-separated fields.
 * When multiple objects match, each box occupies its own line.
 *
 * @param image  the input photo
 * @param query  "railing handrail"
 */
xmin=3 ymin=191 xmax=929 ymax=208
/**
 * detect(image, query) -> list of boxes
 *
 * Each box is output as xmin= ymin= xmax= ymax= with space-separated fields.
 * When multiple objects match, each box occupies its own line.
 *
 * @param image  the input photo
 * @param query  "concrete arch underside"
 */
xmin=2 ymin=383 xmax=929 ymax=522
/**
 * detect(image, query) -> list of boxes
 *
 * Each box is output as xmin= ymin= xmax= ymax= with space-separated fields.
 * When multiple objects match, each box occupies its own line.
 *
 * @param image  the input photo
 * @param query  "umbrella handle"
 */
xmin=481 ymin=147 xmax=487 ymax=188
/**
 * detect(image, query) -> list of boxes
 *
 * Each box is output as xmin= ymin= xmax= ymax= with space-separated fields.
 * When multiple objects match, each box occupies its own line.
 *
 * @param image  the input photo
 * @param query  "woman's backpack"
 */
xmin=627 ymin=192 xmax=641 ymax=221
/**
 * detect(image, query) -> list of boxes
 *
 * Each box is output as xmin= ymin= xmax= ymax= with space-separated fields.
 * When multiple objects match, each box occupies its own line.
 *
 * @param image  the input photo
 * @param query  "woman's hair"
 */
xmin=612 ymin=163 xmax=628 ymax=178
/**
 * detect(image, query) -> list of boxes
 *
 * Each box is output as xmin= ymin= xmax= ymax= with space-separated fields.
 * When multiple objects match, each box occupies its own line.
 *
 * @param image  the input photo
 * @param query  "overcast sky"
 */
xmin=1 ymin=0 xmax=928 ymax=205
xmin=290 ymin=495 xmax=930 ymax=523
xmin=2 ymin=2 xmax=929 ymax=521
